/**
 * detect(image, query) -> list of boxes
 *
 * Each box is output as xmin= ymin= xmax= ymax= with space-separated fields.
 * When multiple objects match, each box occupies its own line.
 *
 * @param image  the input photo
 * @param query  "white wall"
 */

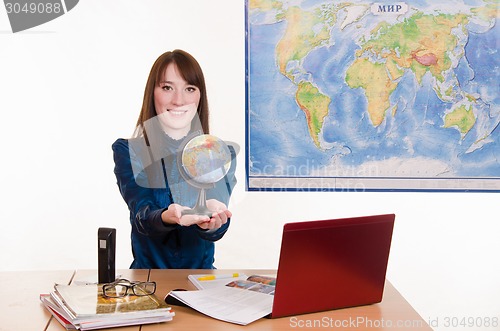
xmin=1 ymin=1 xmax=499 ymax=330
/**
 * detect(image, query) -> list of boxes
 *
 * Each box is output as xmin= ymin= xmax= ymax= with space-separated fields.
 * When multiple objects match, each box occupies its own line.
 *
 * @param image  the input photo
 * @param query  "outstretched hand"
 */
xmin=197 ymin=199 xmax=232 ymax=231
xmin=163 ymin=200 xmax=232 ymax=231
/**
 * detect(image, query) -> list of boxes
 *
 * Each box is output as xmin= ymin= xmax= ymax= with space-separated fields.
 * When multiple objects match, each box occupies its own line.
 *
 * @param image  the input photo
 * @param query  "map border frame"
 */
xmin=244 ymin=0 xmax=500 ymax=193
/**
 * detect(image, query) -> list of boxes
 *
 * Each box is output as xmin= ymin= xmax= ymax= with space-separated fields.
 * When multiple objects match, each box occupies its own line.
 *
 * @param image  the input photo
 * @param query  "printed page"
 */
xmin=170 ymin=286 xmax=273 ymax=325
xmin=188 ymin=273 xmax=248 ymax=290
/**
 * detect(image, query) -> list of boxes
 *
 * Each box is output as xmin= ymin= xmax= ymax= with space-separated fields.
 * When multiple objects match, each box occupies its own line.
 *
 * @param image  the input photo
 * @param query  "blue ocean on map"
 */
xmin=247 ymin=0 xmax=499 ymax=190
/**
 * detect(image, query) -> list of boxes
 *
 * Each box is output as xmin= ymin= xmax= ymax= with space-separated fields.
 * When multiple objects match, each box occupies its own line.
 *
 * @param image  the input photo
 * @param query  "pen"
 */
xmin=197 ymin=273 xmax=240 ymax=281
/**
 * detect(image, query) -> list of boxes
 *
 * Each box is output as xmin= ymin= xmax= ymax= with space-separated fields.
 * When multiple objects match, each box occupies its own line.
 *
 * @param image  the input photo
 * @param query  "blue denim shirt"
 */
xmin=112 ymin=134 xmax=237 ymax=269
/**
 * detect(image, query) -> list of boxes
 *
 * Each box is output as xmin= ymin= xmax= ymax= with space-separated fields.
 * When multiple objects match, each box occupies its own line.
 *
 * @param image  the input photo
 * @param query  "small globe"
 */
xmin=180 ymin=134 xmax=232 ymax=186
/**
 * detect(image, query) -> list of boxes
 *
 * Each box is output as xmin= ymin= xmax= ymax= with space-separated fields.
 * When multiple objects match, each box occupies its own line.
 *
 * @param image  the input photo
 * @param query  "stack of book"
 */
xmin=40 ymin=283 xmax=174 ymax=330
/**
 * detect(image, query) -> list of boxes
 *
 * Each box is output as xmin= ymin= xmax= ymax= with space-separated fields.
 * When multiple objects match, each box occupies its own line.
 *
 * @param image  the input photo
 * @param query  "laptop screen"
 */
xmin=271 ymin=214 xmax=395 ymax=318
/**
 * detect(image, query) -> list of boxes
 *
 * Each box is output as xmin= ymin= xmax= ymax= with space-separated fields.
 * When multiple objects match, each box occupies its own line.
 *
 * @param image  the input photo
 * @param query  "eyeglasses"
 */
xmin=102 ymin=278 xmax=156 ymax=298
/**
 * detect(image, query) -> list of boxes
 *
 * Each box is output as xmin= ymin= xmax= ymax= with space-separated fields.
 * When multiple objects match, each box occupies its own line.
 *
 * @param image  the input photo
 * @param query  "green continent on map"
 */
xmin=275 ymin=5 xmax=335 ymax=81
xmin=361 ymin=12 xmax=468 ymax=82
xmin=346 ymin=58 xmax=399 ymax=126
xmin=296 ymin=82 xmax=331 ymax=148
xmin=443 ymin=105 xmax=476 ymax=137
xmin=249 ymin=0 xmax=282 ymax=12
xmin=272 ymin=5 xmax=336 ymax=146
xmin=347 ymin=12 xmax=470 ymax=127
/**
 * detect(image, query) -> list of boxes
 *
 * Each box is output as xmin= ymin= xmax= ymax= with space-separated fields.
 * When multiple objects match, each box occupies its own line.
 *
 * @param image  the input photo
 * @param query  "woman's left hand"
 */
xmin=197 ymin=199 xmax=232 ymax=231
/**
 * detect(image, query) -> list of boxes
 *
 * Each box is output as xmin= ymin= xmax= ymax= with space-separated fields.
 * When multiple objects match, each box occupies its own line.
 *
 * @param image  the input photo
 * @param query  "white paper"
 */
xmin=188 ymin=273 xmax=248 ymax=290
xmin=170 ymin=286 xmax=273 ymax=325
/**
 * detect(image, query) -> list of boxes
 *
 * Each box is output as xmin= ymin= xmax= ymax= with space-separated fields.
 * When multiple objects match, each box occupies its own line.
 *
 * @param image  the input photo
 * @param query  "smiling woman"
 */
xmin=111 ymin=49 xmax=237 ymax=269
xmin=138 ymin=50 xmax=209 ymax=140
xmin=154 ymin=62 xmax=201 ymax=137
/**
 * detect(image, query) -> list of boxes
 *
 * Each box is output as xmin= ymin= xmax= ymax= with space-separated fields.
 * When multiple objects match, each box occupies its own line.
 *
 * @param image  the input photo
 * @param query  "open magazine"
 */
xmin=225 ymin=275 xmax=276 ymax=294
xmin=188 ymin=273 xmax=249 ymax=290
xmin=168 ymin=274 xmax=276 ymax=325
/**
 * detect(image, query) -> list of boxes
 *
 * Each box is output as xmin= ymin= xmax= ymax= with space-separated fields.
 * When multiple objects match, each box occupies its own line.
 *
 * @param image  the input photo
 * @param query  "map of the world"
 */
xmin=246 ymin=0 xmax=499 ymax=191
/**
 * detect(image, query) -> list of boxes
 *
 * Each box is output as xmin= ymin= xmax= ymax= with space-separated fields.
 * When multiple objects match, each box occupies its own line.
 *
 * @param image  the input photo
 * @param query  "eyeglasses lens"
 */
xmin=104 ymin=284 xmax=128 ymax=297
xmin=134 ymin=282 xmax=156 ymax=295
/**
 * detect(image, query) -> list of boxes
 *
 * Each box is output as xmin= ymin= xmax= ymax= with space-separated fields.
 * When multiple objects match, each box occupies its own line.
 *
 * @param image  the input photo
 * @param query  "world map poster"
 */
xmin=246 ymin=0 xmax=499 ymax=192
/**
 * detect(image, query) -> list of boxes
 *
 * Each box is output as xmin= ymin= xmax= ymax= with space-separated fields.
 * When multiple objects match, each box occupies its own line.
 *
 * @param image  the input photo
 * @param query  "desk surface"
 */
xmin=2 ymin=269 xmax=431 ymax=331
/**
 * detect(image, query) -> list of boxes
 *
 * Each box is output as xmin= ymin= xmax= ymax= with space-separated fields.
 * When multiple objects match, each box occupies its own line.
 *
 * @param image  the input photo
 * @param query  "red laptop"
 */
xmin=270 ymin=213 xmax=395 ymax=318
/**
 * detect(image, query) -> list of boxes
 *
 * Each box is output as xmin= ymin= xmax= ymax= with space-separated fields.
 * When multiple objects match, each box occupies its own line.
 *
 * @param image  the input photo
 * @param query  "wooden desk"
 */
xmin=35 ymin=269 xmax=431 ymax=331
xmin=145 ymin=269 xmax=432 ymax=331
xmin=0 ymin=270 xmax=74 ymax=331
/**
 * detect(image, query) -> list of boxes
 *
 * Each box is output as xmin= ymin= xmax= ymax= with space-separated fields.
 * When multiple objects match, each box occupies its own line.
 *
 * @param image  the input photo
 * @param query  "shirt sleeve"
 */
xmin=112 ymin=138 xmax=178 ymax=236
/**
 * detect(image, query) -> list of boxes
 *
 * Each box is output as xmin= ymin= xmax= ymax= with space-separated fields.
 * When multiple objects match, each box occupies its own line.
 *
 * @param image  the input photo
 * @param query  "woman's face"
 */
xmin=154 ymin=63 xmax=200 ymax=139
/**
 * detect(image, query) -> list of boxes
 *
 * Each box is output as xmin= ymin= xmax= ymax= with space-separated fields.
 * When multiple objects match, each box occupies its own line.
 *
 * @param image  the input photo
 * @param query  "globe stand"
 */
xmin=181 ymin=187 xmax=213 ymax=218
